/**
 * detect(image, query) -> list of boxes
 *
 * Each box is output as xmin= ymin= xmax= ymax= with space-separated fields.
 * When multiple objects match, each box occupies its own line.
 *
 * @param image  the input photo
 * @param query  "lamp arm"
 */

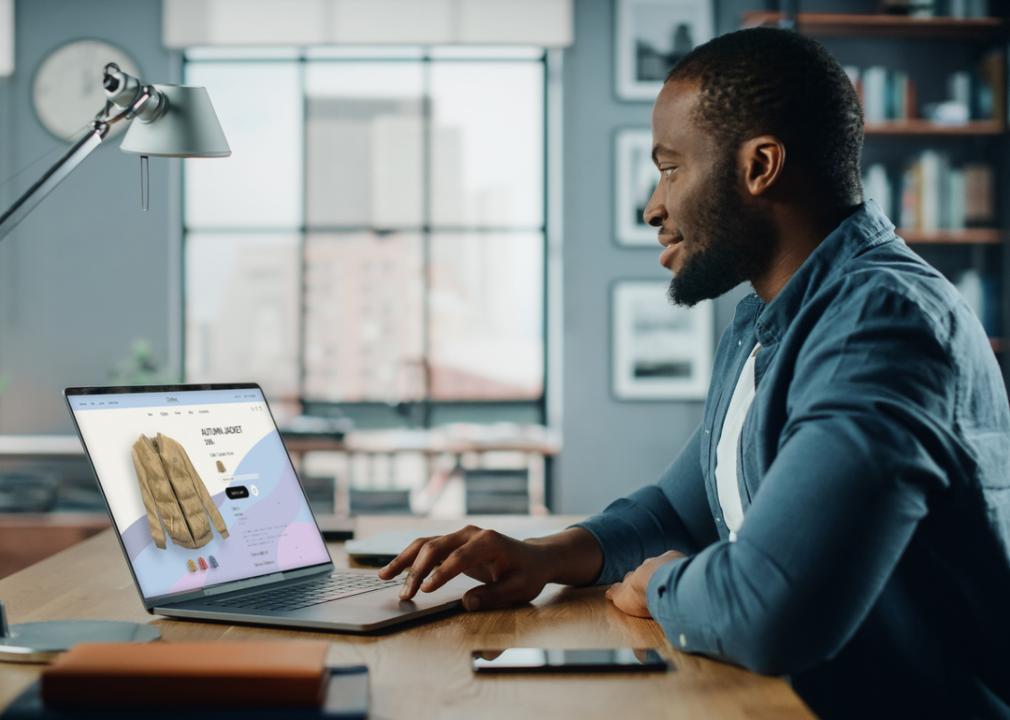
xmin=0 ymin=122 xmax=109 ymax=244
xmin=0 ymin=77 xmax=158 ymax=245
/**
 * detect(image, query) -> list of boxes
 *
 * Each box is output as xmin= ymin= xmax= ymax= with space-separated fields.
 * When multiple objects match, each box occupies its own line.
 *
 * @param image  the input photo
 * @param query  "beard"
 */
xmin=668 ymin=154 xmax=776 ymax=307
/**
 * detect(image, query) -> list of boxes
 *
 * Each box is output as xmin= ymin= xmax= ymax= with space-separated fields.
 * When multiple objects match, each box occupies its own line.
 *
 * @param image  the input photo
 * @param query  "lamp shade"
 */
xmin=120 ymin=84 xmax=230 ymax=158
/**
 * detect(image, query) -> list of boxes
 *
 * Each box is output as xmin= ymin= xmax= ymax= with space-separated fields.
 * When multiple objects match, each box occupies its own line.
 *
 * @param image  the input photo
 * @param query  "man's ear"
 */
xmin=738 ymin=135 xmax=785 ymax=198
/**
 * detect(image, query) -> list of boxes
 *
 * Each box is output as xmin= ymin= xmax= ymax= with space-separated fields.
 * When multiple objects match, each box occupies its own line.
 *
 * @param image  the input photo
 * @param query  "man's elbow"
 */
xmin=729 ymin=638 xmax=797 ymax=676
xmin=718 ymin=614 xmax=843 ymax=677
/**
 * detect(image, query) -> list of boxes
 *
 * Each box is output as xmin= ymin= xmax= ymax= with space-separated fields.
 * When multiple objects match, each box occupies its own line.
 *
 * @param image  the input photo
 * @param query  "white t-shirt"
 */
xmin=715 ymin=344 xmax=761 ymax=542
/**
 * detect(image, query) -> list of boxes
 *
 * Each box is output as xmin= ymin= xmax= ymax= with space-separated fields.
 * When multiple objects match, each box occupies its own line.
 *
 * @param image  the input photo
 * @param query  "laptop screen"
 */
xmin=67 ymin=386 xmax=331 ymax=601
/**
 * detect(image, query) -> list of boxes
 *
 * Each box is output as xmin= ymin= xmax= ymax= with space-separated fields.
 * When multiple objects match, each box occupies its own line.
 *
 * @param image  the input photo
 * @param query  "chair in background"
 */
xmin=348 ymin=488 xmax=413 ymax=515
xmin=463 ymin=468 xmax=530 ymax=515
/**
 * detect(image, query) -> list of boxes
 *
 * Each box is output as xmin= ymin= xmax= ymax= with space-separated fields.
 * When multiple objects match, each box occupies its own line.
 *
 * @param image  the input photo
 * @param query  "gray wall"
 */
xmin=0 ymin=0 xmax=178 ymax=434
xmin=555 ymin=0 xmax=753 ymax=513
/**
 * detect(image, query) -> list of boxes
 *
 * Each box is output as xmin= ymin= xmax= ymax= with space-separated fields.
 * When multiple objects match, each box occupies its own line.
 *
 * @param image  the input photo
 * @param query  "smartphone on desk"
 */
xmin=471 ymin=648 xmax=671 ymax=674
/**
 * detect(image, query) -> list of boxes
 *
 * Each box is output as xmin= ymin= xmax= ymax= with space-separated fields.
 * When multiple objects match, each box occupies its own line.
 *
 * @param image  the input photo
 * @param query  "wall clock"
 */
xmin=32 ymin=39 xmax=141 ymax=142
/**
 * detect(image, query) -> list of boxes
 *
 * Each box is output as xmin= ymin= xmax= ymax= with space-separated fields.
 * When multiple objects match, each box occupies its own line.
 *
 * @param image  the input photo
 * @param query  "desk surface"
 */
xmin=0 ymin=516 xmax=810 ymax=719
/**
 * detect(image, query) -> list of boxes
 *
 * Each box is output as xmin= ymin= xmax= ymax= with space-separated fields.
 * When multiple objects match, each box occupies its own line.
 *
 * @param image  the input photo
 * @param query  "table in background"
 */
xmin=0 ymin=427 xmax=561 ymax=515
xmin=0 ymin=515 xmax=810 ymax=719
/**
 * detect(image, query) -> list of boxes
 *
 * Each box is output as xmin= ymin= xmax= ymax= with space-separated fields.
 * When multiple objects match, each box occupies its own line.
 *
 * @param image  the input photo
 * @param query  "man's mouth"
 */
xmin=658 ymin=233 xmax=684 ymax=270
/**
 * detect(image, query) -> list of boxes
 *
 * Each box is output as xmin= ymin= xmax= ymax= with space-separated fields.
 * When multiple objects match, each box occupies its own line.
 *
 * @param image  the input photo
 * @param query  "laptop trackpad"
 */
xmin=310 ymin=574 xmax=481 ymax=624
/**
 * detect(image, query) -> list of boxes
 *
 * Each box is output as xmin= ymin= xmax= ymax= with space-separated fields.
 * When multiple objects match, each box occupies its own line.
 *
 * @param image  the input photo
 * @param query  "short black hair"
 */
xmin=667 ymin=27 xmax=864 ymax=208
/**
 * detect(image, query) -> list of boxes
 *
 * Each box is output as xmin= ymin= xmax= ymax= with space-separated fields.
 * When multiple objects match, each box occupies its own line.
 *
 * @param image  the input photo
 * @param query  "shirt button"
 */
xmin=737 ymin=340 xmax=742 ymax=346
xmin=679 ymin=633 xmax=687 ymax=648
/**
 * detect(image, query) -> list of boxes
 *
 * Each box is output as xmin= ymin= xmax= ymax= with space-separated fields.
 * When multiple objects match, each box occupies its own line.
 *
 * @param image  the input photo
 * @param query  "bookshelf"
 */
xmin=864 ymin=120 xmax=1004 ymax=136
xmin=742 ymin=7 xmax=1009 ymax=375
xmin=900 ymin=229 xmax=1003 ymax=245
xmin=742 ymin=12 xmax=1007 ymax=40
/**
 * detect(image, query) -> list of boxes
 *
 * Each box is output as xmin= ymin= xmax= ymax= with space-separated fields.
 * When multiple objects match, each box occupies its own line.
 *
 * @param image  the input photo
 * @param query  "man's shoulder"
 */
xmin=811 ymin=241 xmax=967 ymax=345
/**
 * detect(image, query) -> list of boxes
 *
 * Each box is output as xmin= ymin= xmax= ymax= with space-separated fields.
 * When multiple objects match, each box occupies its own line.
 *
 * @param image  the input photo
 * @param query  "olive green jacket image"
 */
xmin=131 ymin=433 xmax=230 ymax=550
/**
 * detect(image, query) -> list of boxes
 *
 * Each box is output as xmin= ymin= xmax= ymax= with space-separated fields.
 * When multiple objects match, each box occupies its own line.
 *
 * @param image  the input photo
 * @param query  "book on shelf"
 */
xmin=964 ymin=164 xmax=995 ymax=226
xmin=952 ymin=269 xmax=1003 ymax=339
xmin=864 ymin=164 xmax=892 ymax=222
xmin=881 ymin=0 xmax=990 ymax=18
xmin=864 ymin=156 xmax=993 ymax=232
xmin=846 ymin=49 xmax=1005 ymax=126
xmin=947 ymin=0 xmax=990 ymax=17
xmin=976 ymin=49 xmax=1005 ymax=125
xmin=848 ymin=65 xmax=917 ymax=123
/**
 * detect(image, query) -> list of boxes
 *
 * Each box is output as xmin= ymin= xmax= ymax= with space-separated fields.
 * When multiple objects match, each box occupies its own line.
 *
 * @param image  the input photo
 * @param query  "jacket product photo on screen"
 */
xmin=131 ymin=433 xmax=230 ymax=550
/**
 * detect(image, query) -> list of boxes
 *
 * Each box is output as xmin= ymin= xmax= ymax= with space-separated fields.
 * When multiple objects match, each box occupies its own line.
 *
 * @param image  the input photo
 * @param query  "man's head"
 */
xmin=645 ymin=27 xmax=864 ymax=306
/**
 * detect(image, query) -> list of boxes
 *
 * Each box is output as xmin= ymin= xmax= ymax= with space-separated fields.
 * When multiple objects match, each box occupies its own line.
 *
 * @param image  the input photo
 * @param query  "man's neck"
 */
xmin=751 ymin=203 xmax=861 ymax=303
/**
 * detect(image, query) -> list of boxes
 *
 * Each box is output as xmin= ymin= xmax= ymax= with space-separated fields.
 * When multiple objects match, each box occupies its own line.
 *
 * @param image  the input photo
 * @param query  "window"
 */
xmin=183 ymin=48 xmax=547 ymax=425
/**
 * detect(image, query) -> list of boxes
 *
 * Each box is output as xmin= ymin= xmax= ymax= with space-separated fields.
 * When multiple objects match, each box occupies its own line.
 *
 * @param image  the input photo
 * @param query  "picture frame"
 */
xmin=611 ymin=280 xmax=713 ymax=400
xmin=614 ymin=128 xmax=658 ymax=246
xmin=615 ymin=0 xmax=715 ymax=102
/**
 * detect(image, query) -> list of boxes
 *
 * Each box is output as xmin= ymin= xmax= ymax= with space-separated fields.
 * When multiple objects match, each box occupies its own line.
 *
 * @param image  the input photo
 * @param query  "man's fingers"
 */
xmin=419 ymin=543 xmax=485 ymax=594
xmin=461 ymin=573 xmax=533 ymax=612
xmin=377 ymin=536 xmax=434 ymax=580
xmin=400 ymin=540 xmax=451 ymax=599
xmin=400 ymin=525 xmax=484 ymax=600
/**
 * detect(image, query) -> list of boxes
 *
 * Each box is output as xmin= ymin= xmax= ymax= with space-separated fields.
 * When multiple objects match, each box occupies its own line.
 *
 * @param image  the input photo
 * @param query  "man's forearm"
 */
xmin=527 ymin=527 xmax=604 ymax=587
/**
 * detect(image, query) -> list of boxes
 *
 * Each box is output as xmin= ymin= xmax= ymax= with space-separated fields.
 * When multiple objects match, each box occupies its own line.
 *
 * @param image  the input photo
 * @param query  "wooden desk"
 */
xmin=0 ymin=516 xmax=810 ymax=719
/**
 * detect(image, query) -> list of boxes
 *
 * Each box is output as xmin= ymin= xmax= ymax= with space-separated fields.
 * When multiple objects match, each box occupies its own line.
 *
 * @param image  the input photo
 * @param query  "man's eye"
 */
xmin=661 ymin=167 xmax=678 ymax=179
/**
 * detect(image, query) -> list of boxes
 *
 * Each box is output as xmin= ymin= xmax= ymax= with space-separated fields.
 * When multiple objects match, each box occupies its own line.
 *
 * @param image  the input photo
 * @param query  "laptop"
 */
xmin=65 ymin=383 xmax=477 ymax=633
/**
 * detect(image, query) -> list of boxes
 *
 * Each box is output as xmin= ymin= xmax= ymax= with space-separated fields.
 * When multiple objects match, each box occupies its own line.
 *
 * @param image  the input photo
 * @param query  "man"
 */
xmin=378 ymin=28 xmax=1010 ymax=718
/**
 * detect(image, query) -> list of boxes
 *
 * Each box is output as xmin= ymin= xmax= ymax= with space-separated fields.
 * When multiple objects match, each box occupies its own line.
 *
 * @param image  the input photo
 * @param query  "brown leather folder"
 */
xmin=41 ymin=641 xmax=330 ymax=709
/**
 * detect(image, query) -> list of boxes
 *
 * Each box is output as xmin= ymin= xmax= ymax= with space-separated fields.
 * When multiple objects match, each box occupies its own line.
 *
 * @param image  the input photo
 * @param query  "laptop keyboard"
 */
xmin=202 ymin=572 xmax=402 ymax=612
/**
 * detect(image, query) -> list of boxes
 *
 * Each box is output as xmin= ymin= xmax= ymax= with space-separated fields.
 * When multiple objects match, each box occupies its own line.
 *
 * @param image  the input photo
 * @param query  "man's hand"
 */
xmin=376 ymin=525 xmax=558 ymax=611
xmin=377 ymin=525 xmax=603 ymax=611
xmin=605 ymin=550 xmax=684 ymax=618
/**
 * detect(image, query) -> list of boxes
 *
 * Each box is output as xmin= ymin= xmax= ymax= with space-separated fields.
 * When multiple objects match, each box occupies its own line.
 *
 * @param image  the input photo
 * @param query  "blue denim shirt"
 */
xmin=577 ymin=201 xmax=1010 ymax=717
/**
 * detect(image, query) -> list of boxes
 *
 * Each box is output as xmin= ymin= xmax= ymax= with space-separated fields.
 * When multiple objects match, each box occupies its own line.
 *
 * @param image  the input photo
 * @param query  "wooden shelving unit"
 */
xmin=742 ymin=8 xmax=1009 ymax=368
xmin=864 ymin=120 xmax=1005 ymax=136
xmin=742 ymin=12 xmax=1007 ymax=40
xmin=900 ymin=229 xmax=1004 ymax=245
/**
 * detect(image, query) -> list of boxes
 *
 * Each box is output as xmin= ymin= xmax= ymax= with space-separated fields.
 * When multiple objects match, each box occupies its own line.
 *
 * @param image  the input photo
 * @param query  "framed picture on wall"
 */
xmin=615 ymin=0 xmax=714 ymax=101
xmin=612 ymin=280 xmax=713 ymax=400
xmin=615 ymin=128 xmax=657 ymax=246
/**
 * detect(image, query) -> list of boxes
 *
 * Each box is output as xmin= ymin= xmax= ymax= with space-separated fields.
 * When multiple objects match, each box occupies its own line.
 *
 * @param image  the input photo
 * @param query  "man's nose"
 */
xmin=643 ymin=185 xmax=666 ymax=228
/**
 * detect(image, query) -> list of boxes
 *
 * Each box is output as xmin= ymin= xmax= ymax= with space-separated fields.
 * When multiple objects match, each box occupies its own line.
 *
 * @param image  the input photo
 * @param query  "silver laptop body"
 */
xmin=65 ymin=383 xmax=475 ymax=633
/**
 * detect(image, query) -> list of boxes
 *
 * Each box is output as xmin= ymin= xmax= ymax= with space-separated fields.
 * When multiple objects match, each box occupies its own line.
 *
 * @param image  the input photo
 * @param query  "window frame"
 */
xmin=180 ymin=48 xmax=550 ymax=428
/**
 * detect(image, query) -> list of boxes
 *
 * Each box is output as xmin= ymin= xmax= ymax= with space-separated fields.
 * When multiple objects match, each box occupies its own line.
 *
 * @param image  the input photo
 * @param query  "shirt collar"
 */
xmin=750 ymin=199 xmax=896 ymax=346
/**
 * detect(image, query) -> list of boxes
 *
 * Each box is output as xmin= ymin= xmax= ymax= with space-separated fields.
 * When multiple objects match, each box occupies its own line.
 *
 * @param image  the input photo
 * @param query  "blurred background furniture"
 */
xmin=0 ymin=425 xmax=559 ymax=577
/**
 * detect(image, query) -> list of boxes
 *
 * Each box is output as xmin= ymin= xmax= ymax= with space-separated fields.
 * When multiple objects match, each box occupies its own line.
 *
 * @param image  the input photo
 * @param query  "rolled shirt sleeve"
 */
xmin=574 ymin=425 xmax=718 ymax=585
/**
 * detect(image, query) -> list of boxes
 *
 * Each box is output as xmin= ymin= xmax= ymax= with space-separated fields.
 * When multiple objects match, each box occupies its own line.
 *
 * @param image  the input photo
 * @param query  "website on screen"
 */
xmin=69 ymin=388 xmax=330 ymax=599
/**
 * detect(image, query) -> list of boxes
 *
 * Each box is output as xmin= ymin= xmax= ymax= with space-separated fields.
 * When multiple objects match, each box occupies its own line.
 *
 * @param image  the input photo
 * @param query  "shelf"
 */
xmin=863 ymin=120 xmax=1005 ymax=136
xmin=900 ymin=229 xmax=1004 ymax=245
xmin=742 ymin=12 xmax=1008 ymax=40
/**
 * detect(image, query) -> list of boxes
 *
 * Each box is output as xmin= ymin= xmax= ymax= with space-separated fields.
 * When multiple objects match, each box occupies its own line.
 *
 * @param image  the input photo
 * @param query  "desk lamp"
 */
xmin=0 ymin=63 xmax=230 ymax=661
xmin=0 ymin=62 xmax=230 ymax=242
